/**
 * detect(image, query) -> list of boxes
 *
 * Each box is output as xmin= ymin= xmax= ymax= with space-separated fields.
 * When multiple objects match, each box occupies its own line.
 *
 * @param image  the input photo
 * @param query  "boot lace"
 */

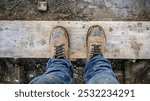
xmin=90 ymin=44 xmax=102 ymax=58
xmin=54 ymin=44 xmax=65 ymax=59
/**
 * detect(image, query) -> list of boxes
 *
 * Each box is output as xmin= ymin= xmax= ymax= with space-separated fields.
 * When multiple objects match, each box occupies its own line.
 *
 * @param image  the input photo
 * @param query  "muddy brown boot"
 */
xmin=86 ymin=25 xmax=106 ymax=60
xmin=49 ymin=26 xmax=70 ymax=59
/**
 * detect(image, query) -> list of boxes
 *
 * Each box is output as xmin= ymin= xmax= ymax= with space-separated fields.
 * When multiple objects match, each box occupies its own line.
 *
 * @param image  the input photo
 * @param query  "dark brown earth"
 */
xmin=0 ymin=0 xmax=150 ymax=84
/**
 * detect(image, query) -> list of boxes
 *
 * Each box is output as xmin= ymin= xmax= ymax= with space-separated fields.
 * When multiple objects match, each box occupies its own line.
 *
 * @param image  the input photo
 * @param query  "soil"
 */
xmin=0 ymin=0 xmax=150 ymax=84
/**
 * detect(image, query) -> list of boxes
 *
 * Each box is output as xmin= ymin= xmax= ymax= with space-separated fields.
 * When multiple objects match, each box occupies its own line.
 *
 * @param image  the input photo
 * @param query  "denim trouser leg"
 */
xmin=84 ymin=55 xmax=119 ymax=84
xmin=30 ymin=59 xmax=74 ymax=84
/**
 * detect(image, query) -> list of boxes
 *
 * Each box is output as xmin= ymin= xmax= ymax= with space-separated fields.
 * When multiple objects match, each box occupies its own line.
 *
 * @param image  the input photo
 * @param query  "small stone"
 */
xmin=129 ymin=59 xmax=136 ymax=63
xmin=37 ymin=1 xmax=48 ymax=12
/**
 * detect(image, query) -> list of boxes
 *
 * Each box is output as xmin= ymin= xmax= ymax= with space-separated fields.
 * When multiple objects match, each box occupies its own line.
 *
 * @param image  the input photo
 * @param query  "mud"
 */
xmin=0 ymin=0 xmax=149 ymax=20
xmin=125 ymin=60 xmax=150 ymax=84
xmin=0 ymin=0 xmax=150 ymax=84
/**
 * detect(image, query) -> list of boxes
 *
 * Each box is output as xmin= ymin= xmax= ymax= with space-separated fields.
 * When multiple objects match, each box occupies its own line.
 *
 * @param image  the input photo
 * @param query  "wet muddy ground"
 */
xmin=0 ymin=0 xmax=150 ymax=84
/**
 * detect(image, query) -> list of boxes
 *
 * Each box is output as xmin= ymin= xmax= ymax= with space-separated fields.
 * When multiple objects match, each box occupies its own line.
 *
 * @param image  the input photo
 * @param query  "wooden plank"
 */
xmin=0 ymin=21 xmax=150 ymax=59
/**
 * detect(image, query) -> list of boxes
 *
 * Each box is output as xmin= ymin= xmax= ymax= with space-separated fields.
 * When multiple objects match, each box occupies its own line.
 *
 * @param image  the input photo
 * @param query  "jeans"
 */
xmin=30 ymin=55 xmax=119 ymax=84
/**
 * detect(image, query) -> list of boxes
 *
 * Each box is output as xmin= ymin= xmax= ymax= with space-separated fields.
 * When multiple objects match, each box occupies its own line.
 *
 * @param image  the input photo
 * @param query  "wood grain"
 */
xmin=0 ymin=21 xmax=149 ymax=59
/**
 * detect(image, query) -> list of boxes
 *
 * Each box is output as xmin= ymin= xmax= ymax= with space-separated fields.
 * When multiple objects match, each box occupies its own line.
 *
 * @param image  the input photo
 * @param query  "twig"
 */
xmin=9 ymin=0 xmax=22 ymax=15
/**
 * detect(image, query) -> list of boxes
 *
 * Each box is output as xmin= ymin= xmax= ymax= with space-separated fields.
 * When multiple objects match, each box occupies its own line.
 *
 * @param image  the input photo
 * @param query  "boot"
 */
xmin=49 ymin=26 xmax=70 ymax=59
xmin=86 ymin=25 xmax=106 ymax=60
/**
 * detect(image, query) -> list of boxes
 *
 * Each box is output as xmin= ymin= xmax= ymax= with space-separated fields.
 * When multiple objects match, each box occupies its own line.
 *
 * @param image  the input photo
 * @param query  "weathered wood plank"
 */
xmin=0 ymin=21 xmax=149 ymax=59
